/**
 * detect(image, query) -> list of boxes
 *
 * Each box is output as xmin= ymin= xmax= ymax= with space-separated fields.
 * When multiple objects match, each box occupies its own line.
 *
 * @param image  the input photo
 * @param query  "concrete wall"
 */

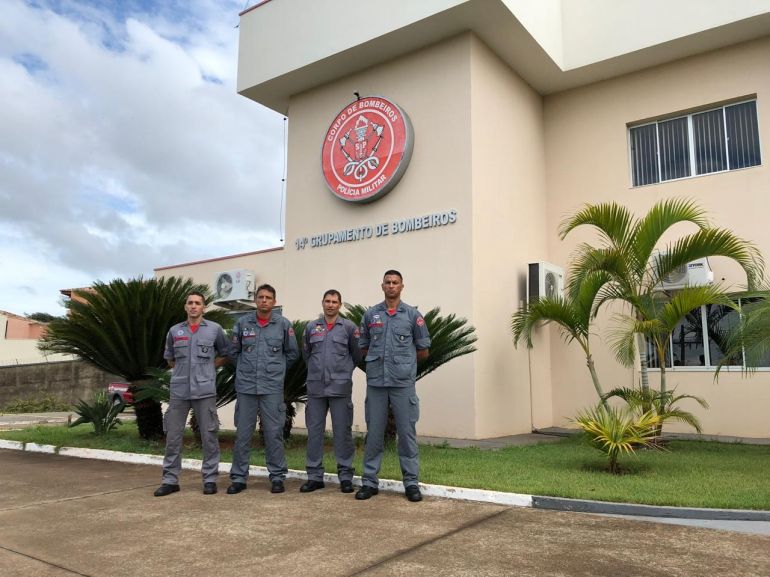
xmin=469 ymin=35 xmax=550 ymax=436
xmin=0 ymin=361 xmax=115 ymax=408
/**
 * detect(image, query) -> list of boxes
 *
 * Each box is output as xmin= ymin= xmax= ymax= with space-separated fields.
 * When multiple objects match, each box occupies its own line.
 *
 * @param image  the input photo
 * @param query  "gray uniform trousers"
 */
xmin=304 ymin=396 xmax=355 ymax=482
xmin=162 ymin=396 xmax=220 ymax=485
xmin=230 ymin=392 xmax=288 ymax=483
xmin=362 ymin=384 xmax=419 ymax=488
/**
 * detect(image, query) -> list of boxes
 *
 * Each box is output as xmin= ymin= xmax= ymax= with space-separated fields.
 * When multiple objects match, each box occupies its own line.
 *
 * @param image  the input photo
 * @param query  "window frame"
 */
xmin=628 ymin=98 xmax=762 ymax=187
xmin=646 ymin=296 xmax=769 ymax=372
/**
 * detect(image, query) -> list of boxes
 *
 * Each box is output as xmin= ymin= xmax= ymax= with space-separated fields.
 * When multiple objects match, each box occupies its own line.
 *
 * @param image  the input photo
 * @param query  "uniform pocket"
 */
xmin=368 ymin=327 xmax=384 ymax=347
xmin=393 ymin=329 xmax=413 ymax=348
xmin=196 ymin=340 xmax=215 ymax=359
xmin=266 ymin=361 xmax=283 ymax=374
xmin=409 ymin=395 xmax=420 ymax=423
xmin=208 ymin=406 xmax=220 ymax=432
xmin=173 ymin=342 xmax=189 ymax=358
xmin=267 ymin=338 xmax=283 ymax=355
xmin=392 ymin=355 xmax=414 ymax=380
xmin=365 ymin=353 xmax=383 ymax=379
xmin=332 ymin=333 xmax=348 ymax=353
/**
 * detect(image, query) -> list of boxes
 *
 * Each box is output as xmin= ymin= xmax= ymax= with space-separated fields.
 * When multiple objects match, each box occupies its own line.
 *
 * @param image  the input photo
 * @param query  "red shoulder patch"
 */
xmin=416 ymin=316 xmax=425 ymax=327
xmin=288 ymin=327 xmax=295 ymax=336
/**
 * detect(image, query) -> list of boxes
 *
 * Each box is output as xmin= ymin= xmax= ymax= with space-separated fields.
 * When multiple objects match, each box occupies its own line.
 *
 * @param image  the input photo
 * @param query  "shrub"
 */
xmin=1 ymin=395 xmax=72 ymax=413
xmin=573 ymin=404 xmax=662 ymax=474
xmin=70 ymin=391 xmax=122 ymax=435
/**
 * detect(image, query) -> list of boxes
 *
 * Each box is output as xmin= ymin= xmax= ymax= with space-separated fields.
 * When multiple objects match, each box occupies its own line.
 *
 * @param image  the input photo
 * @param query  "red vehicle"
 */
xmin=107 ymin=383 xmax=133 ymax=408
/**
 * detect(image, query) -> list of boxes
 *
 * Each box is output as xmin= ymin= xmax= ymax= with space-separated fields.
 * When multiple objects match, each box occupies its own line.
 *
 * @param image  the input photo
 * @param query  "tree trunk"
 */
xmin=635 ymin=333 xmax=650 ymax=394
xmin=586 ymin=354 xmax=607 ymax=406
xmin=132 ymin=398 xmax=164 ymax=441
xmin=635 ymin=333 xmax=652 ymax=413
xmin=659 ymin=355 xmax=668 ymax=396
xmin=129 ymin=380 xmax=165 ymax=441
xmin=656 ymin=348 xmax=668 ymax=438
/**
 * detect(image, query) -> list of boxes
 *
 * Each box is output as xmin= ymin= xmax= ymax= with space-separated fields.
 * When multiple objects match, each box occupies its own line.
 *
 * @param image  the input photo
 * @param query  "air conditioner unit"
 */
xmin=528 ymin=262 xmax=564 ymax=302
xmin=212 ymin=269 xmax=255 ymax=303
xmin=656 ymin=256 xmax=714 ymax=290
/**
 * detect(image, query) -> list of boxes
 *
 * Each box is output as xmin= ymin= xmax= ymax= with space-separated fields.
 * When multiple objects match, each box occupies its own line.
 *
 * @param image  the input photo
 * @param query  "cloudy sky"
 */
xmin=0 ymin=0 xmax=284 ymax=316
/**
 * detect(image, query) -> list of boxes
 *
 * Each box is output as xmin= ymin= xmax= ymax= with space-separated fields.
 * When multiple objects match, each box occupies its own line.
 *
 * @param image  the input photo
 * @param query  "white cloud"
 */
xmin=0 ymin=0 xmax=284 ymax=316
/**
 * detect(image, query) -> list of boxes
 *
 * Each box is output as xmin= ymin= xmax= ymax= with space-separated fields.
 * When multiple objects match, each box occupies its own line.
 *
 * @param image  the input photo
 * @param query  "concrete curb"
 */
xmin=31 ymin=444 xmax=532 ymax=506
xmin=2 ymin=442 xmax=766 ymax=520
xmin=532 ymin=496 xmax=770 ymax=522
xmin=0 ymin=439 xmax=24 ymax=450
xmin=25 ymin=443 xmax=57 ymax=454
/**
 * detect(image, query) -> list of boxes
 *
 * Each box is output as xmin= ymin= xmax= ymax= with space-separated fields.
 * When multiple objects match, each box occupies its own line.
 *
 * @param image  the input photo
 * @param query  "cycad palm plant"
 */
xmin=39 ymin=277 xmax=229 ymax=440
xmin=281 ymin=319 xmax=310 ymax=439
xmin=559 ymin=198 xmax=763 ymax=406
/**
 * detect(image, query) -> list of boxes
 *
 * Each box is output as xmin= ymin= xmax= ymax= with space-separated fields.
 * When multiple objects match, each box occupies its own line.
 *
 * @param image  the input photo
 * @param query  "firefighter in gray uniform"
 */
xmin=300 ymin=289 xmax=363 ymax=494
xmin=356 ymin=270 xmax=431 ymax=502
xmin=227 ymin=284 xmax=299 ymax=494
xmin=154 ymin=291 xmax=230 ymax=497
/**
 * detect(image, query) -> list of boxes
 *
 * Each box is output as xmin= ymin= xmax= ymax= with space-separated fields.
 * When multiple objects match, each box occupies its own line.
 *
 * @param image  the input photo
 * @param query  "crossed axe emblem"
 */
xmin=338 ymin=115 xmax=384 ymax=182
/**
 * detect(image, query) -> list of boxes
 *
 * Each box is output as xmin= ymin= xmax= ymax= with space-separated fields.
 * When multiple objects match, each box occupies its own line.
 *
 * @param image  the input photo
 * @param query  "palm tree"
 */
xmin=559 ymin=198 xmax=763 ymax=405
xmin=605 ymin=284 xmax=739 ymax=399
xmin=715 ymin=289 xmax=770 ymax=375
xmin=601 ymin=386 xmax=708 ymax=434
xmin=511 ymin=270 xmax=611 ymax=404
xmin=39 ymin=277 xmax=230 ymax=440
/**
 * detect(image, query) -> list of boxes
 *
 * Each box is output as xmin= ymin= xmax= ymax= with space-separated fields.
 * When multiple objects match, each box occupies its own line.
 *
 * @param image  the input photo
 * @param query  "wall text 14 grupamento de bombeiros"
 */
xmin=294 ymin=209 xmax=457 ymax=250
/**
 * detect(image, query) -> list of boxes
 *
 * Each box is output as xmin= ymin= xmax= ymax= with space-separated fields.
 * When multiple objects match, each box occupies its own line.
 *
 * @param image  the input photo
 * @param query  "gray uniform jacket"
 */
xmin=230 ymin=311 xmax=300 ymax=395
xmin=302 ymin=317 xmax=362 ymax=397
xmin=359 ymin=301 xmax=431 ymax=387
xmin=164 ymin=319 xmax=229 ymax=401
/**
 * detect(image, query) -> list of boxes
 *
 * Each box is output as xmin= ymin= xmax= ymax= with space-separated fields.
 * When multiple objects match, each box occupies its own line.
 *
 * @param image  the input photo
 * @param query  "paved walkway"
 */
xmin=1 ymin=449 xmax=768 ymax=577
xmin=2 ymin=412 xmax=769 ymax=536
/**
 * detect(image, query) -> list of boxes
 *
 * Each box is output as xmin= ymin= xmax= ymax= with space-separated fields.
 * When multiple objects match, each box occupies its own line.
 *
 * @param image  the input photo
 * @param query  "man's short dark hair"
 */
xmin=256 ymin=283 xmax=276 ymax=298
xmin=383 ymin=269 xmax=403 ymax=281
xmin=323 ymin=289 xmax=342 ymax=302
xmin=187 ymin=291 xmax=207 ymax=305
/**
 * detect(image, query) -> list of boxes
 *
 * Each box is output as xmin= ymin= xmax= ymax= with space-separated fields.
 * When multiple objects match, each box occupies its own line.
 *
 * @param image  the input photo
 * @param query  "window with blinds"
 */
xmin=629 ymin=100 xmax=761 ymax=187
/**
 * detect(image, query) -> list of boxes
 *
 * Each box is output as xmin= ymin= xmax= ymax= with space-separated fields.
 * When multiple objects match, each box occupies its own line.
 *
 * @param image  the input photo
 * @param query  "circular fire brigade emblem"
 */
xmin=321 ymin=96 xmax=413 ymax=203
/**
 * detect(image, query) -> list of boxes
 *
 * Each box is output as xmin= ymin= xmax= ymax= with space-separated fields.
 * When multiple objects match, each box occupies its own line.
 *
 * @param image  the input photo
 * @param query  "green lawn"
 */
xmin=2 ymin=423 xmax=768 ymax=510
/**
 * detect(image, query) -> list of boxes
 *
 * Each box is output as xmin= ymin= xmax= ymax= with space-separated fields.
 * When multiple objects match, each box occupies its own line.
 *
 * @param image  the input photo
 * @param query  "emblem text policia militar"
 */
xmin=321 ymin=96 xmax=414 ymax=203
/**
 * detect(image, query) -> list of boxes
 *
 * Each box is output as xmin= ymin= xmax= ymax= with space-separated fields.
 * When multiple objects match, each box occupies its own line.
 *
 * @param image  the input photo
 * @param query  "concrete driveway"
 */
xmin=0 ymin=449 xmax=768 ymax=577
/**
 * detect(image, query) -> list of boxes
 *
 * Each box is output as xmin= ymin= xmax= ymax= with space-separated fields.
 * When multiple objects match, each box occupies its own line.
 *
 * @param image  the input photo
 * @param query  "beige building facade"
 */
xmin=156 ymin=0 xmax=770 ymax=438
